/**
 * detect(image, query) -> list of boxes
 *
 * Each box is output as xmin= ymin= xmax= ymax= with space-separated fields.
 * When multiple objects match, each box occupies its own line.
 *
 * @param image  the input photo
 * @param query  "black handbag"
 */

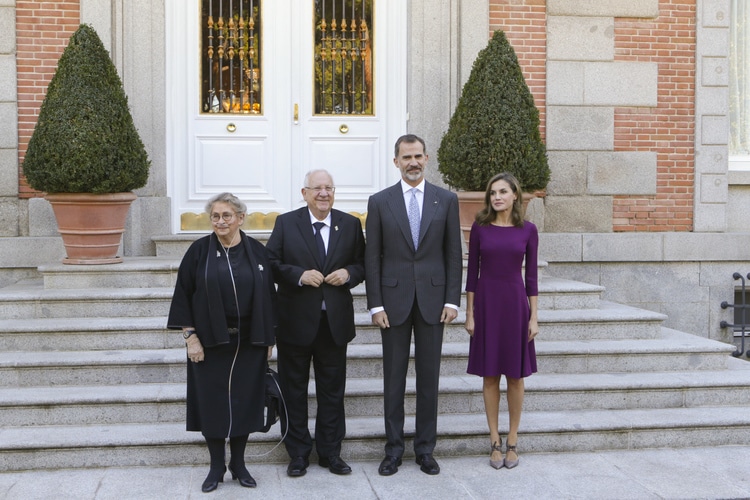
xmin=261 ymin=367 xmax=287 ymax=434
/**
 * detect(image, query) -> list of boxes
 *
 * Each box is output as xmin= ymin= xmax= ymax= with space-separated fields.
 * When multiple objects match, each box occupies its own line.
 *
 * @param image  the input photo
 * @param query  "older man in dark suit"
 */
xmin=266 ymin=169 xmax=366 ymax=477
xmin=365 ymin=134 xmax=463 ymax=476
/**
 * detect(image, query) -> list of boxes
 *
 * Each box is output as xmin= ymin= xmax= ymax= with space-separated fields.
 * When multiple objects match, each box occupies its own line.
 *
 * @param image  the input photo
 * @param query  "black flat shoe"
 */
xmin=287 ymin=456 xmax=309 ymax=477
xmin=378 ymin=455 xmax=402 ymax=476
xmin=416 ymin=453 xmax=440 ymax=475
xmin=201 ymin=466 xmax=225 ymax=493
xmin=228 ymin=464 xmax=257 ymax=488
xmin=319 ymin=455 xmax=352 ymax=475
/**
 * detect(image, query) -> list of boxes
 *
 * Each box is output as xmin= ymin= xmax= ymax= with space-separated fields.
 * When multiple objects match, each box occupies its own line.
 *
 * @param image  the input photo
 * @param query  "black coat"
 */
xmin=167 ymin=231 xmax=277 ymax=347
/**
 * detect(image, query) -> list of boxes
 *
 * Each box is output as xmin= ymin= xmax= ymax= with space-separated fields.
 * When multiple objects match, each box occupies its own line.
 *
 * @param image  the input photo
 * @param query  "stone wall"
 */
xmin=0 ymin=0 xmax=18 ymax=238
xmin=541 ymin=231 xmax=749 ymax=341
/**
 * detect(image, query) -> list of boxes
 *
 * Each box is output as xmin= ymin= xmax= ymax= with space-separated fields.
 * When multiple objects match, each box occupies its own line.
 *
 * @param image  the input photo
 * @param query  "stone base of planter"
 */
xmin=456 ymin=191 xmax=484 ymax=251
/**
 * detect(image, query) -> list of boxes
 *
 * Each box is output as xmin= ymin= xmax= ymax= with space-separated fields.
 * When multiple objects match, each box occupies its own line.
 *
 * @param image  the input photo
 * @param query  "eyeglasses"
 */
xmin=210 ymin=212 xmax=238 ymax=222
xmin=305 ymin=186 xmax=336 ymax=194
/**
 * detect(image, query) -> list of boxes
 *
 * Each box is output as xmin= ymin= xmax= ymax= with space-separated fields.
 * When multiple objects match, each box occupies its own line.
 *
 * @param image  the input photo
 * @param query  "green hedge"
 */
xmin=438 ymin=30 xmax=549 ymax=192
xmin=23 ymin=24 xmax=150 ymax=194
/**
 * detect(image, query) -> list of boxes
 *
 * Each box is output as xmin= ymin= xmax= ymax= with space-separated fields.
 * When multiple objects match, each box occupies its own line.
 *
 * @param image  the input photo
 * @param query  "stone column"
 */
xmin=408 ymin=0 xmax=489 ymax=187
xmin=80 ymin=0 xmax=170 ymax=256
xmin=694 ymin=0 xmax=730 ymax=232
xmin=0 ymin=1 xmax=18 ymax=237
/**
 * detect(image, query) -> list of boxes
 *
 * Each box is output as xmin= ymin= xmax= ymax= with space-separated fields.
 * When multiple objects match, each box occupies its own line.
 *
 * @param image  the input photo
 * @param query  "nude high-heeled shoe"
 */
xmin=504 ymin=443 xmax=519 ymax=469
xmin=489 ymin=440 xmax=504 ymax=469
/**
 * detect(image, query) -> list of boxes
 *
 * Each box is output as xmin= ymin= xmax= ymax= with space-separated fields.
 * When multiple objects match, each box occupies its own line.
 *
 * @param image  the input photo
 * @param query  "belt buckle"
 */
xmin=227 ymin=327 xmax=239 ymax=335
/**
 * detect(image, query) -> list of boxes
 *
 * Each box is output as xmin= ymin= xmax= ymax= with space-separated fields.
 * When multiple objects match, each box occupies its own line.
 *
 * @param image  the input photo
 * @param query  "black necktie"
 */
xmin=313 ymin=221 xmax=326 ymax=266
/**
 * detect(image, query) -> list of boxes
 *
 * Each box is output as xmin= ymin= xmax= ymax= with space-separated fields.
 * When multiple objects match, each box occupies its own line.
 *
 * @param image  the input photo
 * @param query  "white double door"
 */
xmin=166 ymin=0 xmax=407 ymax=232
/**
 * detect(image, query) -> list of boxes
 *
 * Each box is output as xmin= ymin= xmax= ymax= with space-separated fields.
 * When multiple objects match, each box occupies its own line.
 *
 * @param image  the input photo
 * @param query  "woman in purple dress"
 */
xmin=464 ymin=172 xmax=539 ymax=470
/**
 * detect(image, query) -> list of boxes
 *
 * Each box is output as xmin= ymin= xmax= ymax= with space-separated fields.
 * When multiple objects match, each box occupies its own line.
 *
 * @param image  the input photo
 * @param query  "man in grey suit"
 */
xmin=365 ymin=134 xmax=463 ymax=476
xmin=267 ymin=169 xmax=366 ymax=478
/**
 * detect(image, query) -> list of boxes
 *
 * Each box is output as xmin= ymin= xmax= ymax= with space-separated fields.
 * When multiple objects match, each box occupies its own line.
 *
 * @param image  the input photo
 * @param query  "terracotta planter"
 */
xmin=521 ymin=189 xmax=547 ymax=218
xmin=45 ymin=192 xmax=136 ymax=265
xmin=456 ymin=191 xmax=485 ymax=251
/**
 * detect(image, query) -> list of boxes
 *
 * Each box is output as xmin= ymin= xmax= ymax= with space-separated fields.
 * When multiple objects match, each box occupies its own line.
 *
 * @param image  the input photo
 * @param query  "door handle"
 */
xmin=294 ymin=103 xmax=299 ymax=124
xmin=339 ymin=124 xmax=349 ymax=134
xmin=226 ymin=123 xmax=236 ymax=133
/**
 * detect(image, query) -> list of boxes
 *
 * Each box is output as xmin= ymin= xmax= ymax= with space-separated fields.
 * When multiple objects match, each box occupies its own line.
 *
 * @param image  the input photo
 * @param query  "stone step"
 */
xmin=0 ymin=349 xmax=187 ymax=387
xmin=3 ymin=360 xmax=749 ymax=427
xmin=0 ymin=317 xmax=179 ymax=351
xmin=33 ymin=257 xmax=602 ymax=311
xmin=536 ymin=301 xmax=666 ymax=340
xmin=355 ymin=302 xmax=666 ymax=342
xmin=38 ymin=258 xmax=179 ymax=289
xmin=0 ymin=300 xmax=662 ymax=355
xmin=2 ymin=406 xmax=749 ymax=471
xmin=536 ymin=328 xmax=736 ymax=373
xmin=0 ymin=329 xmax=734 ymax=388
xmin=0 ymin=283 xmax=174 ymax=319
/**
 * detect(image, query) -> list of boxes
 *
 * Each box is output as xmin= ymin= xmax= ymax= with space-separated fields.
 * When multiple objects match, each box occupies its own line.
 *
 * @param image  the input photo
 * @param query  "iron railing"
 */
xmin=720 ymin=272 xmax=750 ymax=358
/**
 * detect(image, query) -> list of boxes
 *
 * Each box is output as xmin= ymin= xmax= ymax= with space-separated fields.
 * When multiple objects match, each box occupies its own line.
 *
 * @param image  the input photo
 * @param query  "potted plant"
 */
xmin=22 ymin=24 xmax=150 ymax=264
xmin=437 ymin=30 xmax=549 ymax=245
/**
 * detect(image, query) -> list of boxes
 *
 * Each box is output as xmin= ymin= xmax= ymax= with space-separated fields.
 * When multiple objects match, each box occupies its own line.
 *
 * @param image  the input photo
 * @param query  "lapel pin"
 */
xmin=258 ymin=264 xmax=264 ymax=272
xmin=216 ymin=250 xmax=221 ymax=257
xmin=335 ymin=226 xmax=339 ymax=231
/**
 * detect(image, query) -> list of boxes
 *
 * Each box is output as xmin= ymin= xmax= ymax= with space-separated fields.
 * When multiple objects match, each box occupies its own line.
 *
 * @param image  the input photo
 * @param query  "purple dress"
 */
xmin=465 ymin=221 xmax=538 ymax=378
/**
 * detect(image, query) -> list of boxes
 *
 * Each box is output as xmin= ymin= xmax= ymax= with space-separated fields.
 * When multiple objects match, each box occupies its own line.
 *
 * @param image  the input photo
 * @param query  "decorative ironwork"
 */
xmin=315 ymin=0 xmax=373 ymax=115
xmin=201 ymin=0 xmax=261 ymax=114
xmin=720 ymin=272 xmax=750 ymax=358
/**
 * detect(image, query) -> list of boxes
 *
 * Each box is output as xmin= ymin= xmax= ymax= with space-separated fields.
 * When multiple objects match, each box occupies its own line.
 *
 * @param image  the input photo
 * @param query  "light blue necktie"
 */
xmin=408 ymin=188 xmax=420 ymax=250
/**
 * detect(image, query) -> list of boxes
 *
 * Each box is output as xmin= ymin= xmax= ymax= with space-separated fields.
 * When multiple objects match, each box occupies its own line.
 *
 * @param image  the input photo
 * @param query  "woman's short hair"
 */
xmin=205 ymin=192 xmax=247 ymax=215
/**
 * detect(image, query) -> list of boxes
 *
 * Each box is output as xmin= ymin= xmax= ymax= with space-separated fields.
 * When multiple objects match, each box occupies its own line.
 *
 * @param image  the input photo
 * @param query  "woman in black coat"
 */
xmin=168 ymin=192 xmax=277 ymax=493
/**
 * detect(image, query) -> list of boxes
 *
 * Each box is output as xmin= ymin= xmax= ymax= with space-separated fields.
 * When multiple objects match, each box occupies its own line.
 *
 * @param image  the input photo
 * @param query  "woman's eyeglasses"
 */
xmin=210 ymin=212 xmax=237 ymax=222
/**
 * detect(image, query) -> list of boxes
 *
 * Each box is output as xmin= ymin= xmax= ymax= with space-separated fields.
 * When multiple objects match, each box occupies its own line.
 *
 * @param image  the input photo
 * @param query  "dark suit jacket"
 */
xmin=266 ymin=207 xmax=366 ymax=347
xmin=365 ymin=181 xmax=463 ymax=326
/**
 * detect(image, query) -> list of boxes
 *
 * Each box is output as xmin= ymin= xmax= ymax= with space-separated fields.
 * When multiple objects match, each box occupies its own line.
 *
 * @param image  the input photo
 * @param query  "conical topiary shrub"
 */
xmin=22 ymin=24 xmax=150 ymax=264
xmin=437 ymin=30 xmax=549 ymax=193
xmin=23 ymin=23 xmax=150 ymax=194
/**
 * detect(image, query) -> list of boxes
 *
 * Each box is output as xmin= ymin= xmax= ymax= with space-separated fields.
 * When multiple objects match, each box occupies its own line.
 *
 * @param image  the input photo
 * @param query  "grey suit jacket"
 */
xmin=364 ymin=181 xmax=463 ymax=326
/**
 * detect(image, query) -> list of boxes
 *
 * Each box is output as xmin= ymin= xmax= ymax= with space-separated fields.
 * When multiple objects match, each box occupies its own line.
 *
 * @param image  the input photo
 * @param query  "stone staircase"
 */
xmin=1 ymin=256 xmax=750 ymax=472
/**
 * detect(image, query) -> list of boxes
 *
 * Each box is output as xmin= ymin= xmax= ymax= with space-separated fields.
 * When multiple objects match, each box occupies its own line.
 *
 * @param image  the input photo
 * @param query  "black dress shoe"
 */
xmin=378 ymin=455 xmax=402 ymax=476
xmin=416 ymin=454 xmax=440 ymax=475
xmin=287 ymin=456 xmax=309 ymax=477
xmin=201 ymin=466 xmax=225 ymax=493
xmin=228 ymin=464 xmax=257 ymax=488
xmin=319 ymin=455 xmax=352 ymax=475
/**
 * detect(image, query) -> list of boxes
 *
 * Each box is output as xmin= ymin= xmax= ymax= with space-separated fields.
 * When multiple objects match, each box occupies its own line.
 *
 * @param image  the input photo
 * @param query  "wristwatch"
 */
xmin=182 ymin=329 xmax=196 ymax=339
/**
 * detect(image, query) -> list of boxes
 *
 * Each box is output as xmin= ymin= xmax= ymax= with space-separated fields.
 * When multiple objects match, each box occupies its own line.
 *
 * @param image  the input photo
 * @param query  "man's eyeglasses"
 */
xmin=305 ymin=186 xmax=336 ymax=194
xmin=210 ymin=212 xmax=238 ymax=222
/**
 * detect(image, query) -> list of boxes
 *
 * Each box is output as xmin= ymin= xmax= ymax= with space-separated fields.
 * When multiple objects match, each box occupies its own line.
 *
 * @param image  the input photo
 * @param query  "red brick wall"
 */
xmin=612 ymin=1 xmax=696 ymax=231
xmin=489 ymin=0 xmax=696 ymax=232
xmin=16 ymin=1 xmax=81 ymax=198
xmin=489 ymin=0 xmax=547 ymax=140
